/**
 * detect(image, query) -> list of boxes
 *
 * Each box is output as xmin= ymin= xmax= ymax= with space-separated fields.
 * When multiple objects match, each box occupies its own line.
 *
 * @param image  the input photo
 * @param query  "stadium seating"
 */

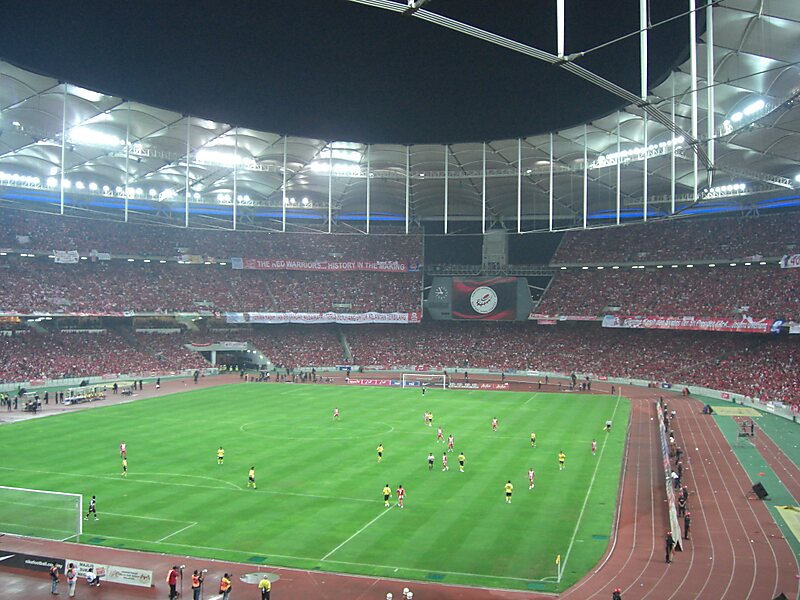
xmin=0 ymin=210 xmax=422 ymax=263
xmin=536 ymin=266 xmax=800 ymax=321
xmin=552 ymin=212 xmax=800 ymax=264
xmin=0 ymin=260 xmax=421 ymax=314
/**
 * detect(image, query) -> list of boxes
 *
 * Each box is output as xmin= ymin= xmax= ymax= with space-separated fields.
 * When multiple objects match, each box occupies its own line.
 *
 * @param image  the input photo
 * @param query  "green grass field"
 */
xmin=0 ymin=384 xmax=630 ymax=592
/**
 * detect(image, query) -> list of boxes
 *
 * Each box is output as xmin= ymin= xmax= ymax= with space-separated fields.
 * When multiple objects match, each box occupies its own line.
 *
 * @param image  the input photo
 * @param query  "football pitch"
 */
xmin=0 ymin=383 xmax=630 ymax=592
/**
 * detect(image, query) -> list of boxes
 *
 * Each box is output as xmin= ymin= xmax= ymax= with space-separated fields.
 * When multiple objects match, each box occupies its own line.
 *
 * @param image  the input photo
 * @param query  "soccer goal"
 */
xmin=401 ymin=373 xmax=447 ymax=389
xmin=0 ymin=486 xmax=83 ymax=541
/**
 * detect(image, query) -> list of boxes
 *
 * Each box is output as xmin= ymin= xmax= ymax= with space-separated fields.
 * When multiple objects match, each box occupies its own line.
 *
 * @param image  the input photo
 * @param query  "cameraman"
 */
xmin=191 ymin=569 xmax=205 ymax=600
xmin=166 ymin=566 xmax=179 ymax=599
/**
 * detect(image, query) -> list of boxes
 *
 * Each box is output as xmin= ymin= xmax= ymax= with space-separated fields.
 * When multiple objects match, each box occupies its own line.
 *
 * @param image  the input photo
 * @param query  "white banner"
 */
xmin=780 ymin=254 xmax=800 ymax=269
xmin=219 ymin=341 xmax=248 ymax=350
xmin=89 ymin=250 xmax=111 ymax=261
xmin=65 ymin=558 xmax=153 ymax=588
xmin=53 ymin=250 xmax=79 ymax=264
xmin=790 ymin=324 xmax=800 ymax=335
xmin=226 ymin=311 xmax=421 ymax=324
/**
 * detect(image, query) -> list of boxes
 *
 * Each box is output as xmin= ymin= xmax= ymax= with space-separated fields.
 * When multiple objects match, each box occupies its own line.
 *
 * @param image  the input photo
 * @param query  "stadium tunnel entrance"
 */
xmin=185 ymin=341 xmax=270 ymax=372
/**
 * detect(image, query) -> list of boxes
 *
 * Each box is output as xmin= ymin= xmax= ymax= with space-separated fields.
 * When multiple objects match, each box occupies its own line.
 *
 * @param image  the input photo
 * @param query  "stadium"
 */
xmin=0 ymin=1 xmax=798 ymax=599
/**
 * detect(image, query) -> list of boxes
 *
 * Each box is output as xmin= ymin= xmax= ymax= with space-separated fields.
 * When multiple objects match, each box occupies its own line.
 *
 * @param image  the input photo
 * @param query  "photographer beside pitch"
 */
xmin=191 ymin=568 xmax=207 ymax=600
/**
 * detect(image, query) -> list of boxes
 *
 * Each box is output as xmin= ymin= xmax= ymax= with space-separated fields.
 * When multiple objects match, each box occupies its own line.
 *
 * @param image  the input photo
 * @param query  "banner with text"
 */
xmin=53 ymin=250 xmax=79 ymax=264
xmin=231 ymin=257 xmax=409 ymax=272
xmin=226 ymin=311 xmax=421 ymax=325
xmin=780 ymin=254 xmax=800 ymax=269
xmin=65 ymin=558 xmax=153 ymax=588
xmin=602 ymin=314 xmax=782 ymax=334
xmin=452 ymin=277 xmax=517 ymax=320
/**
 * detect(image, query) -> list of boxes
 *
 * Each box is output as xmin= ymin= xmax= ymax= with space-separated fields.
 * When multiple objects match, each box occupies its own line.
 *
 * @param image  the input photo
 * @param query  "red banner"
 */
xmin=232 ymin=258 xmax=408 ymax=273
xmin=602 ymin=314 xmax=780 ymax=334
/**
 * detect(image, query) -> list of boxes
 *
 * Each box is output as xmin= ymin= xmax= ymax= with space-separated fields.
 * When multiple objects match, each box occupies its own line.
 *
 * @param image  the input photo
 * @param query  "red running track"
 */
xmin=0 ymin=380 xmax=797 ymax=599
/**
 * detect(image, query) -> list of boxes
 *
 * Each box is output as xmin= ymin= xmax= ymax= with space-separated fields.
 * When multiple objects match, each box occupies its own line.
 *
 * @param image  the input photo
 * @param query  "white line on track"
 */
xmin=559 ymin=392 xmax=622 ymax=580
xmin=321 ymin=507 xmax=394 ymax=560
xmin=156 ymin=521 xmax=197 ymax=543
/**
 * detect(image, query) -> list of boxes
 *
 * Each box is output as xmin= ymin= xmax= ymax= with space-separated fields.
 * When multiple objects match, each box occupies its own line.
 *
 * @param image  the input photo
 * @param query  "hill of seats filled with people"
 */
xmin=0 ymin=209 xmax=797 ymax=409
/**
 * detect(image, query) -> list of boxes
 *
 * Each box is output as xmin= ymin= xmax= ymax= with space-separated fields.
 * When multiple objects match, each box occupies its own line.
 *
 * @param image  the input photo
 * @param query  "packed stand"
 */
xmin=0 ymin=210 xmax=422 ymax=264
xmin=536 ymin=266 xmax=800 ymax=320
xmin=552 ymin=212 xmax=800 ymax=264
xmin=345 ymin=322 xmax=799 ymax=406
xmin=0 ymin=329 xmax=205 ymax=382
xmin=0 ymin=259 xmax=421 ymax=314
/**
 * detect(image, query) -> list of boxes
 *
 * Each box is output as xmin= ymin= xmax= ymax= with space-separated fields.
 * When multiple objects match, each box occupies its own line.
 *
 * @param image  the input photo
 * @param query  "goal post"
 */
xmin=0 ymin=486 xmax=83 ymax=541
xmin=401 ymin=373 xmax=447 ymax=389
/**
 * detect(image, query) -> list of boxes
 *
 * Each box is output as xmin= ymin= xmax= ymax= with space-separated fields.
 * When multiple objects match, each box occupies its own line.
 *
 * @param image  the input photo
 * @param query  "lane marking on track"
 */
xmin=321 ymin=507 xmax=394 ymax=560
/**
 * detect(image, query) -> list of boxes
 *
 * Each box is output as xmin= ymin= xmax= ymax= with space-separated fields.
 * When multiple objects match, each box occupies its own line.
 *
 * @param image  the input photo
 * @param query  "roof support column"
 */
xmin=517 ymin=138 xmax=522 ymax=233
xmin=366 ymin=144 xmax=371 ymax=233
xmin=184 ymin=116 xmax=191 ymax=228
xmin=232 ymin=127 xmax=238 ymax=231
xmin=60 ymin=85 xmax=67 ymax=216
xmin=405 ymin=145 xmax=411 ymax=234
xmin=671 ymin=80 xmax=676 ymax=214
xmin=281 ymin=136 xmax=287 ymax=232
xmin=549 ymin=133 xmax=554 ymax=231
xmin=640 ymin=0 xmax=648 ymax=222
xmin=706 ymin=1 xmax=715 ymax=183
xmin=124 ymin=100 xmax=131 ymax=223
xmin=583 ymin=124 xmax=588 ymax=229
xmin=481 ymin=142 xmax=486 ymax=235
xmin=328 ymin=143 xmax=333 ymax=233
xmin=689 ymin=0 xmax=699 ymax=201
xmin=616 ymin=112 xmax=621 ymax=225
xmin=556 ymin=0 xmax=565 ymax=58
xmin=443 ymin=144 xmax=449 ymax=234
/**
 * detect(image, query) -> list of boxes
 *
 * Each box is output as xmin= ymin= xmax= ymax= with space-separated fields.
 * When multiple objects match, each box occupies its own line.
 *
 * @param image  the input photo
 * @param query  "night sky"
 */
xmin=0 ymin=1 xmax=690 ymax=144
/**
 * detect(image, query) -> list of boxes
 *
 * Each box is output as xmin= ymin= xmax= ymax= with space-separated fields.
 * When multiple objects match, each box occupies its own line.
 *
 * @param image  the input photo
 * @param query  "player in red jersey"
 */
xmin=491 ymin=417 xmax=498 ymax=432
xmin=442 ymin=452 xmax=449 ymax=471
xmin=447 ymin=434 xmax=454 ymax=452
xmin=591 ymin=439 xmax=597 ymax=455
xmin=437 ymin=427 xmax=444 ymax=443
xmin=119 ymin=441 xmax=127 ymax=459
xmin=396 ymin=484 xmax=405 ymax=508
xmin=528 ymin=467 xmax=535 ymax=489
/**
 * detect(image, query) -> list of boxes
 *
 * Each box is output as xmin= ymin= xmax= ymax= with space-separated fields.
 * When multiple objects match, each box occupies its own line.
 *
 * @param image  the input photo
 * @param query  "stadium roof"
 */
xmin=0 ymin=0 xmax=798 ymax=231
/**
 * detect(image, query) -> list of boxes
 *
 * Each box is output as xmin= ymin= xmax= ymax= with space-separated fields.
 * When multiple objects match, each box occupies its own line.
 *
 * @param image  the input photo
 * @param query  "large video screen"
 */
xmin=451 ymin=277 xmax=518 ymax=320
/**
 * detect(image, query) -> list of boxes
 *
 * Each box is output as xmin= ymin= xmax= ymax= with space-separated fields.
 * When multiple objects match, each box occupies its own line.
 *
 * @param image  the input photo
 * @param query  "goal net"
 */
xmin=401 ymin=373 xmax=447 ymax=389
xmin=0 ymin=486 xmax=83 ymax=541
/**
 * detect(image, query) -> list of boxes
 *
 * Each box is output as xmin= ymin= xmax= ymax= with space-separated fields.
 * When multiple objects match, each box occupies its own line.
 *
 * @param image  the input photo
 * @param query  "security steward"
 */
xmin=191 ymin=569 xmax=203 ymax=600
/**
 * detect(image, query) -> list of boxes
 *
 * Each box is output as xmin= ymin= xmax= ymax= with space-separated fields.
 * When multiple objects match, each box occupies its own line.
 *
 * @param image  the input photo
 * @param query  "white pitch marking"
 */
xmin=156 ymin=521 xmax=197 ymax=543
xmin=321 ymin=507 xmax=394 ymax=560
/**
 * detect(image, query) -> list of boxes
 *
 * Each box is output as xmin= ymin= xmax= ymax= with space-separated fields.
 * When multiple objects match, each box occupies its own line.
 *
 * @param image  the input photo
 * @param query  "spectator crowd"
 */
xmin=553 ymin=212 xmax=800 ymax=264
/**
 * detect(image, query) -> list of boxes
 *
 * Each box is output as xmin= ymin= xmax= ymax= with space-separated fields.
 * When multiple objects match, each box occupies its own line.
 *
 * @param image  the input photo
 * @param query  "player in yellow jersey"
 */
xmin=458 ymin=452 xmax=466 ymax=472
xmin=383 ymin=484 xmax=392 ymax=507
xmin=377 ymin=444 xmax=384 ymax=462
xmin=558 ymin=451 xmax=566 ymax=470
xmin=217 ymin=446 xmax=225 ymax=465
xmin=530 ymin=432 xmax=536 ymax=447
xmin=248 ymin=466 xmax=257 ymax=488
xmin=504 ymin=480 xmax=514 ymax=503
xmin=121 ymin=457 xmax=127 ymax=477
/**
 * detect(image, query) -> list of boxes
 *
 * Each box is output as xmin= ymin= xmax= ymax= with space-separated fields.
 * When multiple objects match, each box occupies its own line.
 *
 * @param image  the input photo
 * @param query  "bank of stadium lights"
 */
xmin=195 ymin=149 xmax=257 ymax=170
xmin=309 ymin=161 xmax=362 ymax=176
xmin=590 ymin=136 xmax=684 ymax=169
xmin=721 ymin=99 xmax=768 ymax=133
xmin=0 ymin=171 xmax=40 ymax=186
xmin=67 ymin=127 xmax=124 ymax=148
xmin=795 ymin=174 xmax=800 ymax=184
xmin=701 ymin=183 xmax=747 ymax=199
